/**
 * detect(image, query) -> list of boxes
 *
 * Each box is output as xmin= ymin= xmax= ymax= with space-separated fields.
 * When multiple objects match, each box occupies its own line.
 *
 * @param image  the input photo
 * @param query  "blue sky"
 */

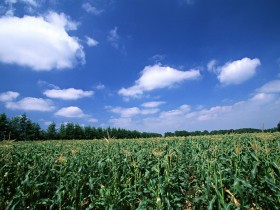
xmin=0 ymin=0 xmax=280 ymax=133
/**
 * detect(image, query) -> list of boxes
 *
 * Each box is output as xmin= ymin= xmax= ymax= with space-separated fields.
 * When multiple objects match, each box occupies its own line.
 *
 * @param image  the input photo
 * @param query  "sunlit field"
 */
xmin=1 ymin=133 xmax=279 ymax=209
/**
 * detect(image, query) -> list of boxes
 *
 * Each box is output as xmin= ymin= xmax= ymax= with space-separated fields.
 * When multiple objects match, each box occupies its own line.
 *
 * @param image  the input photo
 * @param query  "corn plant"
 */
xmin=0 ymin=133 xmax=279 ymax=209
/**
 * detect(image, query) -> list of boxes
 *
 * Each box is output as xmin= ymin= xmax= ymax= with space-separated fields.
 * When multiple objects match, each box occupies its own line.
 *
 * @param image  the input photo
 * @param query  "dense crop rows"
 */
xmin=1 ymin=133 xmax=280 ymax=209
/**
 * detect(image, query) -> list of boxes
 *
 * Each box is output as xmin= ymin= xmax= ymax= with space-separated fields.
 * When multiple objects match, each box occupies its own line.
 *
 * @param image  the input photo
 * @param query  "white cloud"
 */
xmin=118 ymin=64 xmax=200 ymax=98
xmin=141 ymin=108 xmax=160 ymax=115
xmin=5 ymin=0 xmax=38 ymax=7
xmin=5 ymin=8 xmax=15 ymax=16
xmin=45 ymin=11 xmax=78 ymax=30
xmin=22 ymin=0 xmax=38 ymax=7
xmin=108 ymin=79 xmax=280 ymax=133
xmin=249 ymin=93 xmax=276 ymax=104
xmin=5 ymin=97 xmax=54 ymax=111
xmin=0 ymin=11 xmax=85 ymax=71
xmin=151 ymin=54 xmax=166 ymax=63
xmin=257 ymin=80 xmax=280 ymax=93
xmin=194 ymin=106 xmax=233 ymax=121
xmin=107 ymin=106 xmax=160 ymax=118
xmin=82 ymin=3 xmax=103 ymax=15
xmin=43 ymin=88 xmax=94 ymax=100
xmin=4 ymin=0 xmax=17 ymax=3
xmin=160 ymin=104 xmax=190 ymax=118
xmin=207 ymin=59 xmax=217 ymax=72
xmin=88 ymin=118 xmax=98 ymax=123
xmin=141 ymin=101 xmax=165 ymax=108
xmin=3 ymin=0 xmax=39 ymax=14
xmin=37 ymin=80 xmax=60 ymax=89
xmin=109 ymin=117 xmax=134 ymax=129
xmin=95 ymin=84 xmax=105 ymax=90
xmin=0 ymin=91 xmax=19 ymax=102
xmin=217 ymin=57 xmax=260 ymax=85
xmin=108 ymin=107 xmax=140 ymax=118
xmin=85 ymin=36 xmax=98 ymax=47
xmin=55 ymin=106 xmax=87 ymax=118
xmin=107 ymin=26 xmax=119 ymax=48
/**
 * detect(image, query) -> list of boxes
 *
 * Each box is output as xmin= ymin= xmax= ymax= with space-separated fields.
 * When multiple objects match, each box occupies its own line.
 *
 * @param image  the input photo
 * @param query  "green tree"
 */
xmin=31 ymin=123 xmax=42 ymax=140
xmin=19 ymin=113 xmax=28 ymax=140
xmin=277 ymin=121 xmax=280 ymax=132
xmin=47 ymin=122 xmax=57 ymax=140
xmin=25 ymin=118 xmax=34 ymax=140
xmin=84 ymin=126 xmax=92 ymax=139
xmin=59 ymin=123 xmax=67 ymax=140
xmin=96 ymin=127 xmax=104 ymax=139
xmin=66 ymin=122 xmax=75 ymax=139
xmin=74 ymin=123 xmax=84 ymax=139
xmin=0 ymin=113 xmax=8 ymax=140
xmin=8 ymin=116 xmax=21 ymax=140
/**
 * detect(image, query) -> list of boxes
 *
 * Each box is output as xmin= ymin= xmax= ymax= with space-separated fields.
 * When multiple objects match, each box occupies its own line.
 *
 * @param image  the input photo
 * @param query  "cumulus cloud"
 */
xmin=141 ymin=101 xmax=165 ymax=108
xmin=85 ymin=36 xmax=98 ymax=47
xmin=55 ymin=106 xmax=87 ymax=118
xmin=43 ymin=88 xmax=94 ymax=100
xmin=0 ymin=90 xmax=54 ymax=111
xmin=118 ymin=64 xmax=200 ymax=98
xmin=0 ymin=91 xmax=19 ymax=102
xmin=5 ymin=97 xmax=54 ymax=111
xmin=217 ymin=58 xmax=260 ymax=85
xmin=0 ymin=11 xmax=85 ymax=71
xmin=82 ymin=3 xmax=103 ymax=15
xmin=108 ymin=78 xmax=280 ymax=133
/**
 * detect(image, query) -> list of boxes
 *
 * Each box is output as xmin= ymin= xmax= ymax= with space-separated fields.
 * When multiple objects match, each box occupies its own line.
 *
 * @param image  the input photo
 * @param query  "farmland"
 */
xmin=1 ymin=133 xmax=280 ymax=209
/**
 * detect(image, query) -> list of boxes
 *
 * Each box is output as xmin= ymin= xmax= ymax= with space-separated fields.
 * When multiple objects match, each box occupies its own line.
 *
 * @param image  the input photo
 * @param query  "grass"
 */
xmin=0 ymin=133 xmax=280 ymax=209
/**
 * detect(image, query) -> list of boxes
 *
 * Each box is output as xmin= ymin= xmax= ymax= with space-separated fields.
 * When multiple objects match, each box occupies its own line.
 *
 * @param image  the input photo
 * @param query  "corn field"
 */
xmin=1 ymin=133 xmax=280 ymax=209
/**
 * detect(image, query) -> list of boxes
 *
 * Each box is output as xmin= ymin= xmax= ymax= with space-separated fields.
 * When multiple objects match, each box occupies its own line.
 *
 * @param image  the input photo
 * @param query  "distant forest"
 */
xmin=0 ymin=113 xmax=279 ymax=141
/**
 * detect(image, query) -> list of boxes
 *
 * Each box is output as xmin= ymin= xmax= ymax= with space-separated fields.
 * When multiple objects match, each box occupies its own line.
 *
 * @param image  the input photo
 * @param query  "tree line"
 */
xmin=164 ymin=126 xmax=280 ymax=137
xmin=1 ymin=113 xmax=279 ymax=141
xmin=0 ymin=113 xmax=162 ymax=141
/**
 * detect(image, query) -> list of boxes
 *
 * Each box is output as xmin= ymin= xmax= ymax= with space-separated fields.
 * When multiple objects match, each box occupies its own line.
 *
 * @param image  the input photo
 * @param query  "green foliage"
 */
xmin=1 ymin=133 xmax=279 ymax=209
xmin=0 ymin=113 xmax=162 ymax=141
xmin=165 ymin=127 xmax=279 ymax=137
xmin=0 ymin=113 xmax=8 ymax=140
xmin=47 ymin=122 xmax=57 ymax=140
